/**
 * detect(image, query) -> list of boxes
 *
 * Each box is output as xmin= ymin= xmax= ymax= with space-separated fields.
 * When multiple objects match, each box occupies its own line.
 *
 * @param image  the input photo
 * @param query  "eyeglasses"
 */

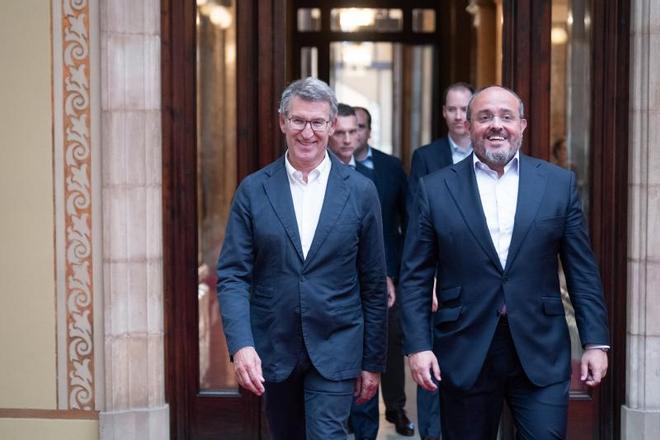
xmin=287 ymin=117 xmax=331 ymax=132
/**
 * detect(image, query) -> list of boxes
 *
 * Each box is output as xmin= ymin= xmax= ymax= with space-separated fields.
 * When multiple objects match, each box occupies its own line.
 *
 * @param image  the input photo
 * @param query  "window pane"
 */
xmin=300 ymin=47 xmax=318 ymax=78
xmin=330 ymin=8 xmax=403 ymax=32
xmin=412 ymin=9 xmax=436 ymax=33
xmin=196 ymin=0 xmax=238 ymax=391
xmin=297 ymin=8 xmax=321 ymax=32
xmin=329 ymin=42 xmax=434 ymax=162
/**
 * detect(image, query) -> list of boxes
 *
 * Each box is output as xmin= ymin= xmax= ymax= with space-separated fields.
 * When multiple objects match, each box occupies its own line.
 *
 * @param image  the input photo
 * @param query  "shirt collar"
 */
xmin=448 ymin=135 xmax=472 ymax=155
xmin=285 ymin=149 xmax=331 ymax=184
xmin=348 ymin=155 xmax=356 ymax=167
xmin=473 ymin=151 xmax=520 ymax=176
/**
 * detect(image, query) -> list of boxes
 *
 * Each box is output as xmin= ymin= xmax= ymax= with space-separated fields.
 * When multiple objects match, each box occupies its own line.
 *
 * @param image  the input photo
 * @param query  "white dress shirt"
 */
xmin=473 ymin=153 xmax=519 ymax=269
xmin=449 ymin=136 xmax=473 ymax=164
xmin=285 ymin=151 xmax=331 ymax=258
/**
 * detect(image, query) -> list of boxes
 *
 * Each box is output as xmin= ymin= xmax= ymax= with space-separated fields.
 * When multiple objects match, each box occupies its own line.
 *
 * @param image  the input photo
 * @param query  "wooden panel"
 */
xmin=163 ymin=0 xmax=288 ymax=438
xmin=589 ymin=0 xmax=630 ymax=438
xmin=502 ymin=0 xmax=551 ymax=160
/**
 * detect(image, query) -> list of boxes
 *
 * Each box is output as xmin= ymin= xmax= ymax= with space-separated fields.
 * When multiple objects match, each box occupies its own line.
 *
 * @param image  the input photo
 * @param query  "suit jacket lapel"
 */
xmin=438 ymin=137 xmax=453 ymax=168
xmin=504 ymin=155 xmax=546 ymax=270
xmin=446 ymin=156 xmax=503 ymax=272
xmin=304 ymin=157 xmax=350 ymax=266
xmin=263 ymin=158 xmax=305 ymax=262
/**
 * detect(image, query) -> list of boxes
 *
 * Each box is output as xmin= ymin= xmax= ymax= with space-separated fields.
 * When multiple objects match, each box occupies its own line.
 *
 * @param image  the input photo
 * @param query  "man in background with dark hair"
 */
xmin=350 ymin=106 xmax=413 ymax=439
xmin=407 ymin=82 xmax=473 ymax=440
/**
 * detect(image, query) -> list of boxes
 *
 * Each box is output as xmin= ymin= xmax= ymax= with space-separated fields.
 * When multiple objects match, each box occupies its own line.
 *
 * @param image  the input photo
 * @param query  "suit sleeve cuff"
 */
xmin=585 ymin=344 xmax=610 ymax=352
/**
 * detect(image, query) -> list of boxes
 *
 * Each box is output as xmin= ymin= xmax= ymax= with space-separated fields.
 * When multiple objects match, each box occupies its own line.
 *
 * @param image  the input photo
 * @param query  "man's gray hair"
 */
xmin=279 ymin=77 xmax=338 ymax=120
xmin=466 ymin=85 xmax=525 ymax=122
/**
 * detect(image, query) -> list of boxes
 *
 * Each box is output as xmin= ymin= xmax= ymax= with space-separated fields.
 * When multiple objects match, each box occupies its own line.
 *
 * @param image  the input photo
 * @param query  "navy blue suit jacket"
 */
xmin=217 ymin=153 xmax=388 ymax=382
xmin=356 ymin=148 xmax=408 ymax=280
xmin=407 ymin=137 xmax=453 ymax=214
xmin=399 ymin=153 xmax=610 ymax=390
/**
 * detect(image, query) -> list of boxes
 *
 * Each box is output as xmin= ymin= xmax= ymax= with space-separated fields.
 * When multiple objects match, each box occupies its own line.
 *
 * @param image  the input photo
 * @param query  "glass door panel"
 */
xmin=329 ymin=42 xmax=434 ymax=163
xmin=196 ymin=0 xmax=238 ymax=391
xmin=550 ymin=0 xmax=593 ymax=399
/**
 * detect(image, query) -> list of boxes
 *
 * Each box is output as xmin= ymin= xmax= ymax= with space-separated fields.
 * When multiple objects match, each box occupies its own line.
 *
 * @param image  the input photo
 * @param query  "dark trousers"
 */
xmin=264 ymin=350 xmax=354 ymax=440
xmin=439 ymin=318 xmax=569 ymax=440
xmin=417 ymin=383 xmax=441 ymax=438
xmin=350 ymin=305 xmax=406 ymax=440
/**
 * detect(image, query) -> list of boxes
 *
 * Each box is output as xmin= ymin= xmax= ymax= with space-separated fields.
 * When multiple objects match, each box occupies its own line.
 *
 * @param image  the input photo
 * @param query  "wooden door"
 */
xmin=162 ymin=0 xmax=628 ymax=438
xmin=503 ymin=0 xmax=629 ymax=438
xmin=162 ymin=0 xmax=286 ymax=438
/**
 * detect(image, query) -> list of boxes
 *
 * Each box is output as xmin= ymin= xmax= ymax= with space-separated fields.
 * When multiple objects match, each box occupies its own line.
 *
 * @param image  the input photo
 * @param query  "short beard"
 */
xmin=483 ymin=146 xmax=518 ymax=166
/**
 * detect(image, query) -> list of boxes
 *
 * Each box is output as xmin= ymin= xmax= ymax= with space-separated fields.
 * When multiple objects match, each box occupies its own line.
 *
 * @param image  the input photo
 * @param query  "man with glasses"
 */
xmin=217 ymin=77 xmax=388 ymax=440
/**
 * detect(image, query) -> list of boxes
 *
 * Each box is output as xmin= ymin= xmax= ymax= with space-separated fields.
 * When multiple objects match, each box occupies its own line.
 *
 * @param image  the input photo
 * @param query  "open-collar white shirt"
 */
xmin=473 ymin=152 xmax=520 ymax=269
xmin=285 ymin=150 xmax=331 ymax=258
xmin=449 ymin=135 xmax=473 ymax=164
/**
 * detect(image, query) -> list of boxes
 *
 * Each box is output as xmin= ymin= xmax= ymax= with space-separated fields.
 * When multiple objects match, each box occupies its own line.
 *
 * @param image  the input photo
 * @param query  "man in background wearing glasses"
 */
xmin=217 ymin=77 xmax=388 ymax=440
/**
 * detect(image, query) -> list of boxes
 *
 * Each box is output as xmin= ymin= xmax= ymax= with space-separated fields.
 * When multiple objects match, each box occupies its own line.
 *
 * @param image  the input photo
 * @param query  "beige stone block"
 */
xmin=147 ymin=333 xmax=165 ymax=405
xmin=628 ymin=334 xmax=660 ymax=408
xmin=127 ymin=262 xmax=148 ymax=334
xmin=127 ymin=336 xmax=149 ymax=407
xmin=622 ymin=405 xmax=660 ymax=440
xmin=626 ymin=332 xmax=641 ymax=406
xmin=102 ymin=110 xmax=162 ymax=187
xmin=627 ymin=184 xmax=646 ymax=259
xmin=101 ymin=0 xmax=160 ymax=35
xmin=100 ymin=405 xmax=169 ymax=440
xmin=103 ymin=186 xmax=129 ymax=261
xmin=146 ymin=259 xmax=164 ymax=335
xmin=647 ymin=136 xmax=660 ymax=186
xmin=145 ymin=110 xmax=162 ymax=185
xmin=650 ymin=34 xmax=660 ymax=109
xmin=628 ymin=111 xmax=645 ymax=186
xmin=145 ymin=185 xmax=163 ymax=260
xmin=101 ymin=111 xmax=121 ymax=185
xmin=125 ymin=186 xmax=148 ymax=259
xmin=107 ymin=336 xmax=130 ymax=409
xmin=103 ymin=35 xmax=160 ymax=111
xmin=124 ymin=112 xmax=150 ymax=186
xmin=627 ymin=260 xmax=644 ymax=336
xmin=143 ymin=36 xmax=161 ymax=110
xmin=644 ymin=336 xmax=660 ymax=406
xmin=645 ymin=262 xmax=660 ymax=336
xmin=104 ymin=261 xmax=129 ymax=336
xmin=647 ymin=185 xmax=660 ymax=254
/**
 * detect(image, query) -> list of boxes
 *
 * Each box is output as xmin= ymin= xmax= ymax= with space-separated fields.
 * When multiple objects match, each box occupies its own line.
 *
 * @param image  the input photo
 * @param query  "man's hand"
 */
xmin=386 ymin=276 xmax=396 ymax=308
xmin=353 ymin=370 xmax=381 ymax=404
xmin=408 ymin=350 xmax=441 ymax=392
xmin=580 ymin=348 xmax=608 ymax=387
xmin=233 ymin=346 xmax=265 ymax=396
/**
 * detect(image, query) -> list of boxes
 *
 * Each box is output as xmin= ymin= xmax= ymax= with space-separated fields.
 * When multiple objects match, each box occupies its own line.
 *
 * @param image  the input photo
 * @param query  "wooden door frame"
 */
xmin=162 ymin=0 xmax=629 ymax=438
xmin=503 ymin=0 xmax=629 ymax=438
xmin=161 ymin=0 xmax=287 ymax=438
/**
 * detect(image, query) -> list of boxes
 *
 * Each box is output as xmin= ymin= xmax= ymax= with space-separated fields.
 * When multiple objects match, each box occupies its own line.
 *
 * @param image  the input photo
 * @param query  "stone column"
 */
xmin=98 ymin=0 xmax=168 ymax=438
xmin=623 ymin=0 xmax=660 ymax=437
